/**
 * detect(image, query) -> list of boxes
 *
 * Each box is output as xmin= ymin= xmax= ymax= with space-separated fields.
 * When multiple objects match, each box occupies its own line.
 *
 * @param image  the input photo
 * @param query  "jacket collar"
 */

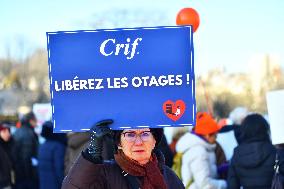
xmin=176 ymin=132 xmax=216 ymax=153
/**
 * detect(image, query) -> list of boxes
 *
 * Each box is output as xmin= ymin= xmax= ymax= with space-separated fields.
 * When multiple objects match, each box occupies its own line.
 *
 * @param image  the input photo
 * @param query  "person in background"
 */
xmin=156 ymin=129 xmax=174 ymax=167
xmin=228 ymin=107 xmax=248 ymax=125
xmin=227 ymin=113 xmax=276 ymax=189
xmin=62 ymin=119 xmax=185 ymax=189
xmin=215 ymin=141 xmax=228 ymax=180
xmin=228 ymin=107 xmax=249 ymax=144
xmin=217 ymin=107 xmax=249 ymax=161
xmin=275 ymin=144 xmax=284 ymax=187
xmin=0 ymin=123 xmax=15 ymax=189
xmin=169 ymin=128 xmax=187 ymax=156
xmin=38 ymin=121 xmax=67 ymax=189
xmin=12 ymin=112 xmax=39 ymax=189
xmin=274 ymin=143 xmax=284 ymax=188
xmin=176 ymin=112 xmax=227 ymax=189
xmin=64 ymin=131 xmax=114 ymax=176
xmin=64 ymin=132 xmax=90 ymax=175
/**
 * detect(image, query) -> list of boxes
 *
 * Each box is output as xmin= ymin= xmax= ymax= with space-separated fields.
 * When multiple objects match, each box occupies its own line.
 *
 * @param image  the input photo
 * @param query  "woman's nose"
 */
xmin=134 ymin=135 xmax=143 ymax=145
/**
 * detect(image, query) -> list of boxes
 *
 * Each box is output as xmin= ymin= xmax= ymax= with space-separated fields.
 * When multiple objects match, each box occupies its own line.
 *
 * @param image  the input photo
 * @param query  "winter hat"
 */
xmin=229 ymin=107 xmax=248 ymax=124
xmin=0 ymin=123 xmax=10 ymax=132
xmin=194 ymin=112 xmax=220 ymax=135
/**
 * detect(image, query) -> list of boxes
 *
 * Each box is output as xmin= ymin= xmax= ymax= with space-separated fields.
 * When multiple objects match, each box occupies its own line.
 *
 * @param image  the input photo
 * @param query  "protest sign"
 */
xmin=47 ymin=26 xmax=195 ymax=132
xmin=266 ymin=89 xmax=284 ymax=144
xmin=33 ymin=103 xmax=52 ymax=126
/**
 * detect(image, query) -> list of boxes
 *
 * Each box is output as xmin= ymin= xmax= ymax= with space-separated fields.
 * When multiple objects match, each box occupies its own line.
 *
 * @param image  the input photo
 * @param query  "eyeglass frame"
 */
xmin=121 ymin=131 xmax=154 ymax=142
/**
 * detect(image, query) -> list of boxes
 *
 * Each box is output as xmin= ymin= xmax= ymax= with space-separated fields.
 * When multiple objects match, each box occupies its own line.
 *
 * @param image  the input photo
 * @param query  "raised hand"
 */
xmin=84 ymin=119 xmax=113 ymax=163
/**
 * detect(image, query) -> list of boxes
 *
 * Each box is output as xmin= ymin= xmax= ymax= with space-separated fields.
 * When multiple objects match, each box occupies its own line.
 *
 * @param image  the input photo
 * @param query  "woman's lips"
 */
xmin=133 ymin=150 xmax=145 ymax=153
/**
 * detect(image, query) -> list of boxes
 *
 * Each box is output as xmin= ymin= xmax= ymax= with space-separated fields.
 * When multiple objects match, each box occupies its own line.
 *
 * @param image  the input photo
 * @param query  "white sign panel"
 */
xmin=33 ymin=103 xmax=52 ymax=126
xmin=266 ymin=90 xmax=284 ymax=145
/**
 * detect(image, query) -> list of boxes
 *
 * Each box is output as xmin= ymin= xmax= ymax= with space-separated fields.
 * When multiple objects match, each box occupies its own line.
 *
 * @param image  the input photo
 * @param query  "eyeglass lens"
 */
xmin=122 ymin=131 xmax=152 ymax=142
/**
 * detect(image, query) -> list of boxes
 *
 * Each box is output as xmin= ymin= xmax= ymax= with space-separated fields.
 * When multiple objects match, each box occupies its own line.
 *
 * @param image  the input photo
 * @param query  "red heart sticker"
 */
xmin=163 ymin=100 xmax=186 ymax=121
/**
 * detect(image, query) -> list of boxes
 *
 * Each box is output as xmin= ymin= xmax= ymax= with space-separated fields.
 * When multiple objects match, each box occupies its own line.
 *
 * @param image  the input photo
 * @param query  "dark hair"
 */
xmin=21 ymin=112 xmax=36 ymax=126
xmin=41 ymin=121 xmax=53 ymax=138
xmin=41 ymin=121 xmax=67 ymax=145
xmin=113 ymin=128 xmax=163 ymax=147
xmin=240 ymin=113 xmax=270 ymax=143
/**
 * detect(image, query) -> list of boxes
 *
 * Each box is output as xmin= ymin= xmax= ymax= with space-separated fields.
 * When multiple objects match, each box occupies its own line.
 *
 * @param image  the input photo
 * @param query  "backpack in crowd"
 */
xmin=271 ymin=153 xmax=283 ymax=189
xmin=172 ymin=149 xmax=193 ymax=189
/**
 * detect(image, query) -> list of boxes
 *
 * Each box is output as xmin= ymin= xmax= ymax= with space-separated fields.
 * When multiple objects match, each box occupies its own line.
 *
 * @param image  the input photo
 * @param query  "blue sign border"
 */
xmin=47 ymin=26 xmax=196 ymax=132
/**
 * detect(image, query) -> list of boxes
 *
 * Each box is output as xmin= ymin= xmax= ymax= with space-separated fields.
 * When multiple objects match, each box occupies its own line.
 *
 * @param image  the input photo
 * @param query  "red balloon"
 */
xmin=176 ymin=8 xmax=200 ymax=33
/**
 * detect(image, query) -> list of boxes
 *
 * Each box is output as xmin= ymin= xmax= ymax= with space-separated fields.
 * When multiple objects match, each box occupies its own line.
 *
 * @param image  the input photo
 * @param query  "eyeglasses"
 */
xmin=121 ymin=131 xmax=153 ymax=142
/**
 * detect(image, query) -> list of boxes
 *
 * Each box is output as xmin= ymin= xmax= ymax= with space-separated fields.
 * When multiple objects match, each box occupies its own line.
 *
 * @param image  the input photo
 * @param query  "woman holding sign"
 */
xmin=62 ymin=120 xmax=184 ymax=189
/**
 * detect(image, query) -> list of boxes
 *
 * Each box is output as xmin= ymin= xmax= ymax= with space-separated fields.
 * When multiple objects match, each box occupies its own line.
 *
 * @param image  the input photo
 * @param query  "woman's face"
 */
xmin=119 ymin=128 xmax=156 ymax=165
xmin=29 ymin=118 xmax=37 ymax=128
xmin=0 ymin=128 xmax=11 ymax=142
xmin=203 ymin=132 xmax=217 ymax=144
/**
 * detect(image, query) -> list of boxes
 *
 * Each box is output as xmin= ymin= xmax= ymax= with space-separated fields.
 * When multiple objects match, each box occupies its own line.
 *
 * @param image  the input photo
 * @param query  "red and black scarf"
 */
xmin=114 ymin=150 xmax=167 ymax=189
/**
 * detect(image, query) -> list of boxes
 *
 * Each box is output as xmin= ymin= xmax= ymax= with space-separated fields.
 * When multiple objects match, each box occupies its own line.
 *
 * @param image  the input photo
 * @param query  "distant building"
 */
xmin=248 ymin=53 xmax=282 ymax=94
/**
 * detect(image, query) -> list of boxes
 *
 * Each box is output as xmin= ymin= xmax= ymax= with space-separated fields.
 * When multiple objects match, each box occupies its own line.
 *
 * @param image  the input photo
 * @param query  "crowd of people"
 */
xmin=0 ymin=108 xmax=284 ymax=189
xmin=1 ymin=112 xmax=80 ymax=189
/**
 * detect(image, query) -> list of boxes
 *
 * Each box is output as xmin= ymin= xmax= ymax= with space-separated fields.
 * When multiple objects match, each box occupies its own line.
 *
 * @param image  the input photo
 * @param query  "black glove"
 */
xmin=83 ymin=119 xmax=113 ymax=163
